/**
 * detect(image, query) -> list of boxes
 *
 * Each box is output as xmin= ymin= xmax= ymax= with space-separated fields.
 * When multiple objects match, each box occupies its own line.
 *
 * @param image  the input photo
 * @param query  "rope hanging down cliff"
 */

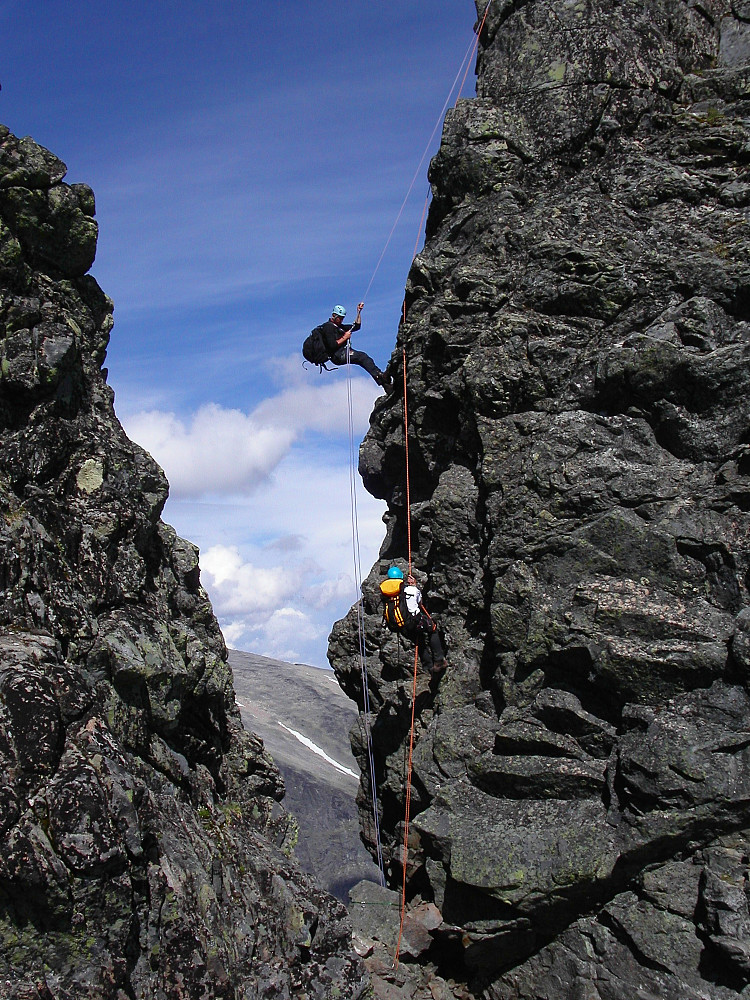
xmin=392 ymin=0 xmax=495 ymax=968
xmin=346 ymin=350 xmax=386 ymax=887
xmin=340 ymin=0 xmax=495 ymax=964
xmin=359 ymin=0 xmax=494 ymax=307
xmin=393 ymin=346 xmax=419 ymax=968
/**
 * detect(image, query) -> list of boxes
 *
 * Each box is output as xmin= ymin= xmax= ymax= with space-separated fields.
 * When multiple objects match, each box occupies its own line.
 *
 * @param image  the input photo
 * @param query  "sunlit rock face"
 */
xmin=0 ymin=125 xmax=365 ymax=999
xmin=330 ymin=2 xmax=750 ymax=996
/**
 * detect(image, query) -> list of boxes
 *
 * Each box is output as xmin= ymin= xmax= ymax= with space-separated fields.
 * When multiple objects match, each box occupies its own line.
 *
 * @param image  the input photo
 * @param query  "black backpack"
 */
xmin=302 ymin=325 xmax=331 ymax=367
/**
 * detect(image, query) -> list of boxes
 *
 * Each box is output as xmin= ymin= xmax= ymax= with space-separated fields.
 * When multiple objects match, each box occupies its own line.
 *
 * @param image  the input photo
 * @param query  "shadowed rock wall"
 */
xmin=0 ymin=126 xmax=365 ymax=999
xmin=330 ymin=2 xmax=750 ymax=996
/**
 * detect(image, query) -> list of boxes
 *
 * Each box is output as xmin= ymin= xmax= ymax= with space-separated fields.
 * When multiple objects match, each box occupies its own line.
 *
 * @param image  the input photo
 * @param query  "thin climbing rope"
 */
xmin=346 ymin=347 xmax=386 ymax=886
xmin=391 ymin=189 xmax=430 ymax=964
xmin=399 ymin=185 xmax=429 ymax=581
xmin=335 ymin=0 xmax=496 ymax=964
xmin=393 ymin=3 xmax=495 ymax=966
xmin=402 ymin=347 xmax=413 ymax=581
xmin=459 ymin=0 xmax=493 ymax=98
xmin=361 ymin=0 xmax=494 ymax=305
xmin=394 ymin=645 xmax=420 ymax=964
xmin=393 ymin=344 xmax=419 ymax=967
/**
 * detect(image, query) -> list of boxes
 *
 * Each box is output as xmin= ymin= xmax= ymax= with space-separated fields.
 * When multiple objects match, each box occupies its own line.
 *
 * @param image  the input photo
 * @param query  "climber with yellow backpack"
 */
xmin=379 ymin=566 xmax=448 ymax=676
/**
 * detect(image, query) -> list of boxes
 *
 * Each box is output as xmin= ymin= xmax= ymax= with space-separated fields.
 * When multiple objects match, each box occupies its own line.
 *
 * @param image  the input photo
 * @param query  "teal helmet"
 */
xmin=332 ymin=304 xmax=346 ymax=318
xmin=387 ymin=566 xmax=404 ymax=580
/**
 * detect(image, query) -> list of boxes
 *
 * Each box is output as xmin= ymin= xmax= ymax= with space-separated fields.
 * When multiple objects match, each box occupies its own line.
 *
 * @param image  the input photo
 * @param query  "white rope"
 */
xmin=336 ymin=3 xmax=497 ymax=896
xmin=361 ymin=26 xmax=481 ymax=304
xmin=345 ymin=347 xmax=386 ymax=886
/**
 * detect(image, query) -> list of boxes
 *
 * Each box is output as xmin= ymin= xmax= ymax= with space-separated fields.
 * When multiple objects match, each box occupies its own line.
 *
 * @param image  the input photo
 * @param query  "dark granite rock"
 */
xmin=0 ymin=127 xmax=365 ymax=998
xmin=330 ymin=1 xmax=750 ymax=996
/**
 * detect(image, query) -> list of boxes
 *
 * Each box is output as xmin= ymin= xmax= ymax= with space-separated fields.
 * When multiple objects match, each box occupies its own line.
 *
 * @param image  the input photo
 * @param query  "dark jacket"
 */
xmin=321 ymin=319 xmax=361 ymax=357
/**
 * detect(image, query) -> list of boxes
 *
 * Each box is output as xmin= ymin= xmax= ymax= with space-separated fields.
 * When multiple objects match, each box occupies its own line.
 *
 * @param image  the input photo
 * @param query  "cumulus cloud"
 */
xmin=252 ymin=375 xmax=378 ymax=437
xmin=200 ymin=545 xmax=299 ymax=615
xmin=123 ymin=372 xmax=379 ymax=499
xmin=264 ymin=534 xmax=306 ymax=553
xmin=219 ymin=620 xmax=252 ymax=649
xmin=200 ymin=546 xmax=321 ymax=660
xmin=126 ymin=404 xmax=293 ymax=498
xmin=123 ymin=375 xmax=389 ymax=665
xmin=303 ymin=572 xmax=357 ymax=611
xmin=195 ymin=511 xmax=375 ymax=665
xmin=220 ymin=607 xmax=324 ymax=664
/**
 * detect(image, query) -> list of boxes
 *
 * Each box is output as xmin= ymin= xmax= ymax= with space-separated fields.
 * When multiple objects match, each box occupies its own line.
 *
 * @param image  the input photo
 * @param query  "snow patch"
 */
xmin=277 ymin=722 xmax=358 ymax=779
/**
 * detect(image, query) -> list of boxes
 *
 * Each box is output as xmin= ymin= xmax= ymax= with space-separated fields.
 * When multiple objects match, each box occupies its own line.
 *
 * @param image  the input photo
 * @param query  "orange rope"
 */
xmin=393 ymin=1 xmax=495 ymax=967
xmin=458 ymin=0 xmax=493 ymax=99
xmin=392 ymin=338 xmax=414 ymax=968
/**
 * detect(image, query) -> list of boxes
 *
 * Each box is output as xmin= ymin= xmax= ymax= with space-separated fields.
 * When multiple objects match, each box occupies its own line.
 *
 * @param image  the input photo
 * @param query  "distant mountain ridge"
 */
xmin=228 ymin=649 xmax=381 ymax=899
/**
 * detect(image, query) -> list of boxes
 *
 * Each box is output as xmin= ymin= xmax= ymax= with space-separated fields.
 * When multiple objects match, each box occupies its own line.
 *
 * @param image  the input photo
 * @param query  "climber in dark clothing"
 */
xmin=321 ymin=303 xmax=392 ymax=390
xmin=380 ymin=566 xmax=448 ymax=676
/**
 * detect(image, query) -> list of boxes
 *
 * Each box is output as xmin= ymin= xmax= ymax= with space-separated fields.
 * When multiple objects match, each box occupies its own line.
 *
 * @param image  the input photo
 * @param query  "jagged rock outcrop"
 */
xmin=0 ymin=126 xmax=366 ymax=999
xmin=330 ymin=2 xmax=750 ymax=997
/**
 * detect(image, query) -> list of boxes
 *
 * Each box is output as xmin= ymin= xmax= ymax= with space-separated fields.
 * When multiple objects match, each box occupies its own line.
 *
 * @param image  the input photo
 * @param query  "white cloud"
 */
xmin=126 ymin=404 xmax=293 ymax=498
xmin=200 ymin=545 xmax=299 ymax=615
xmin=163 ymin=445 xmax=387 ymax=666
xmin=238 ymin=607 xmax=324 ymax=664
xmin=122 ymin=371 xmax=381 ymax=500
xmin=252 ymin=375 xmax=380 ymax=437
xmin=199 ymin=542 xmax=349 ymax=664
xmin=303 ymin=573 xmax=356 ymax=611
xmin=219 ymin=620 xmax=251 ymax=648
xmin=199 ymin=545 xmax=328 ymax=661
xmin=122 ymin=373 xmax=389 ymax=666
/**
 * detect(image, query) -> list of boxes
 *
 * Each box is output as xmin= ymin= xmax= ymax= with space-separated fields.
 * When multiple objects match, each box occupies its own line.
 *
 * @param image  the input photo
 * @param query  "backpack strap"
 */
xmin=302 ymin=360 xmax=336 ymax=372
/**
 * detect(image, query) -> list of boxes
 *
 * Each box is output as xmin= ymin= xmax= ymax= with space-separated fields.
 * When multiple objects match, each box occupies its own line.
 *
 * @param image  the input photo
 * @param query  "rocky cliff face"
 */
xmin=330 ymin=2 xmax=750 ymax=996
xmin=0 ymin=127 xmax=365 ymax=999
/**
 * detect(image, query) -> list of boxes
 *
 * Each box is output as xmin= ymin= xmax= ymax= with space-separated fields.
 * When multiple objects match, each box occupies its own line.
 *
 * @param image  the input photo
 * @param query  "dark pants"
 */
xmin=330 ymin=346 xmax=381 ymax=382
xmin=402 ymin=612 xmax=446 ymax=671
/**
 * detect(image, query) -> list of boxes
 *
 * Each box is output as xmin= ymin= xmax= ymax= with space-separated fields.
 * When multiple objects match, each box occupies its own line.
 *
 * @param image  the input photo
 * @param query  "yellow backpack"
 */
xmin=380 ymin=577 xmax=408 ymax=630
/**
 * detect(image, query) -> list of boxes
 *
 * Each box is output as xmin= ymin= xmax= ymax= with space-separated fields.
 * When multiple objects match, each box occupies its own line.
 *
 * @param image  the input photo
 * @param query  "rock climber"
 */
xmin=379 ymin=566 xmax=448 ymax=676
xmin=321 ymin=303 xmax=392 ymax=390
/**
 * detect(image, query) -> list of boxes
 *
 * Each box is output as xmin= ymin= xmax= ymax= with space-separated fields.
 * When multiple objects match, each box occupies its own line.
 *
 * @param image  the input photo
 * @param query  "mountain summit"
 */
xmin=331 ymin=2 xmax=750 ymax=996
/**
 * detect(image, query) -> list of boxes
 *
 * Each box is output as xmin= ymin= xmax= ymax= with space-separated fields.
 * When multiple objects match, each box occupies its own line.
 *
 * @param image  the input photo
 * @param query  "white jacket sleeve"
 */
xmin=403 ymin=585 xmax=422 ymax=616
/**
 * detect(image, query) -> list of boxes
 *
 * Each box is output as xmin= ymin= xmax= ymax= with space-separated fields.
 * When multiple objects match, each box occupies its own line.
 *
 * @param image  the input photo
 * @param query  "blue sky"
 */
xmin=2 ymin=0 xmax=481 ymax=666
